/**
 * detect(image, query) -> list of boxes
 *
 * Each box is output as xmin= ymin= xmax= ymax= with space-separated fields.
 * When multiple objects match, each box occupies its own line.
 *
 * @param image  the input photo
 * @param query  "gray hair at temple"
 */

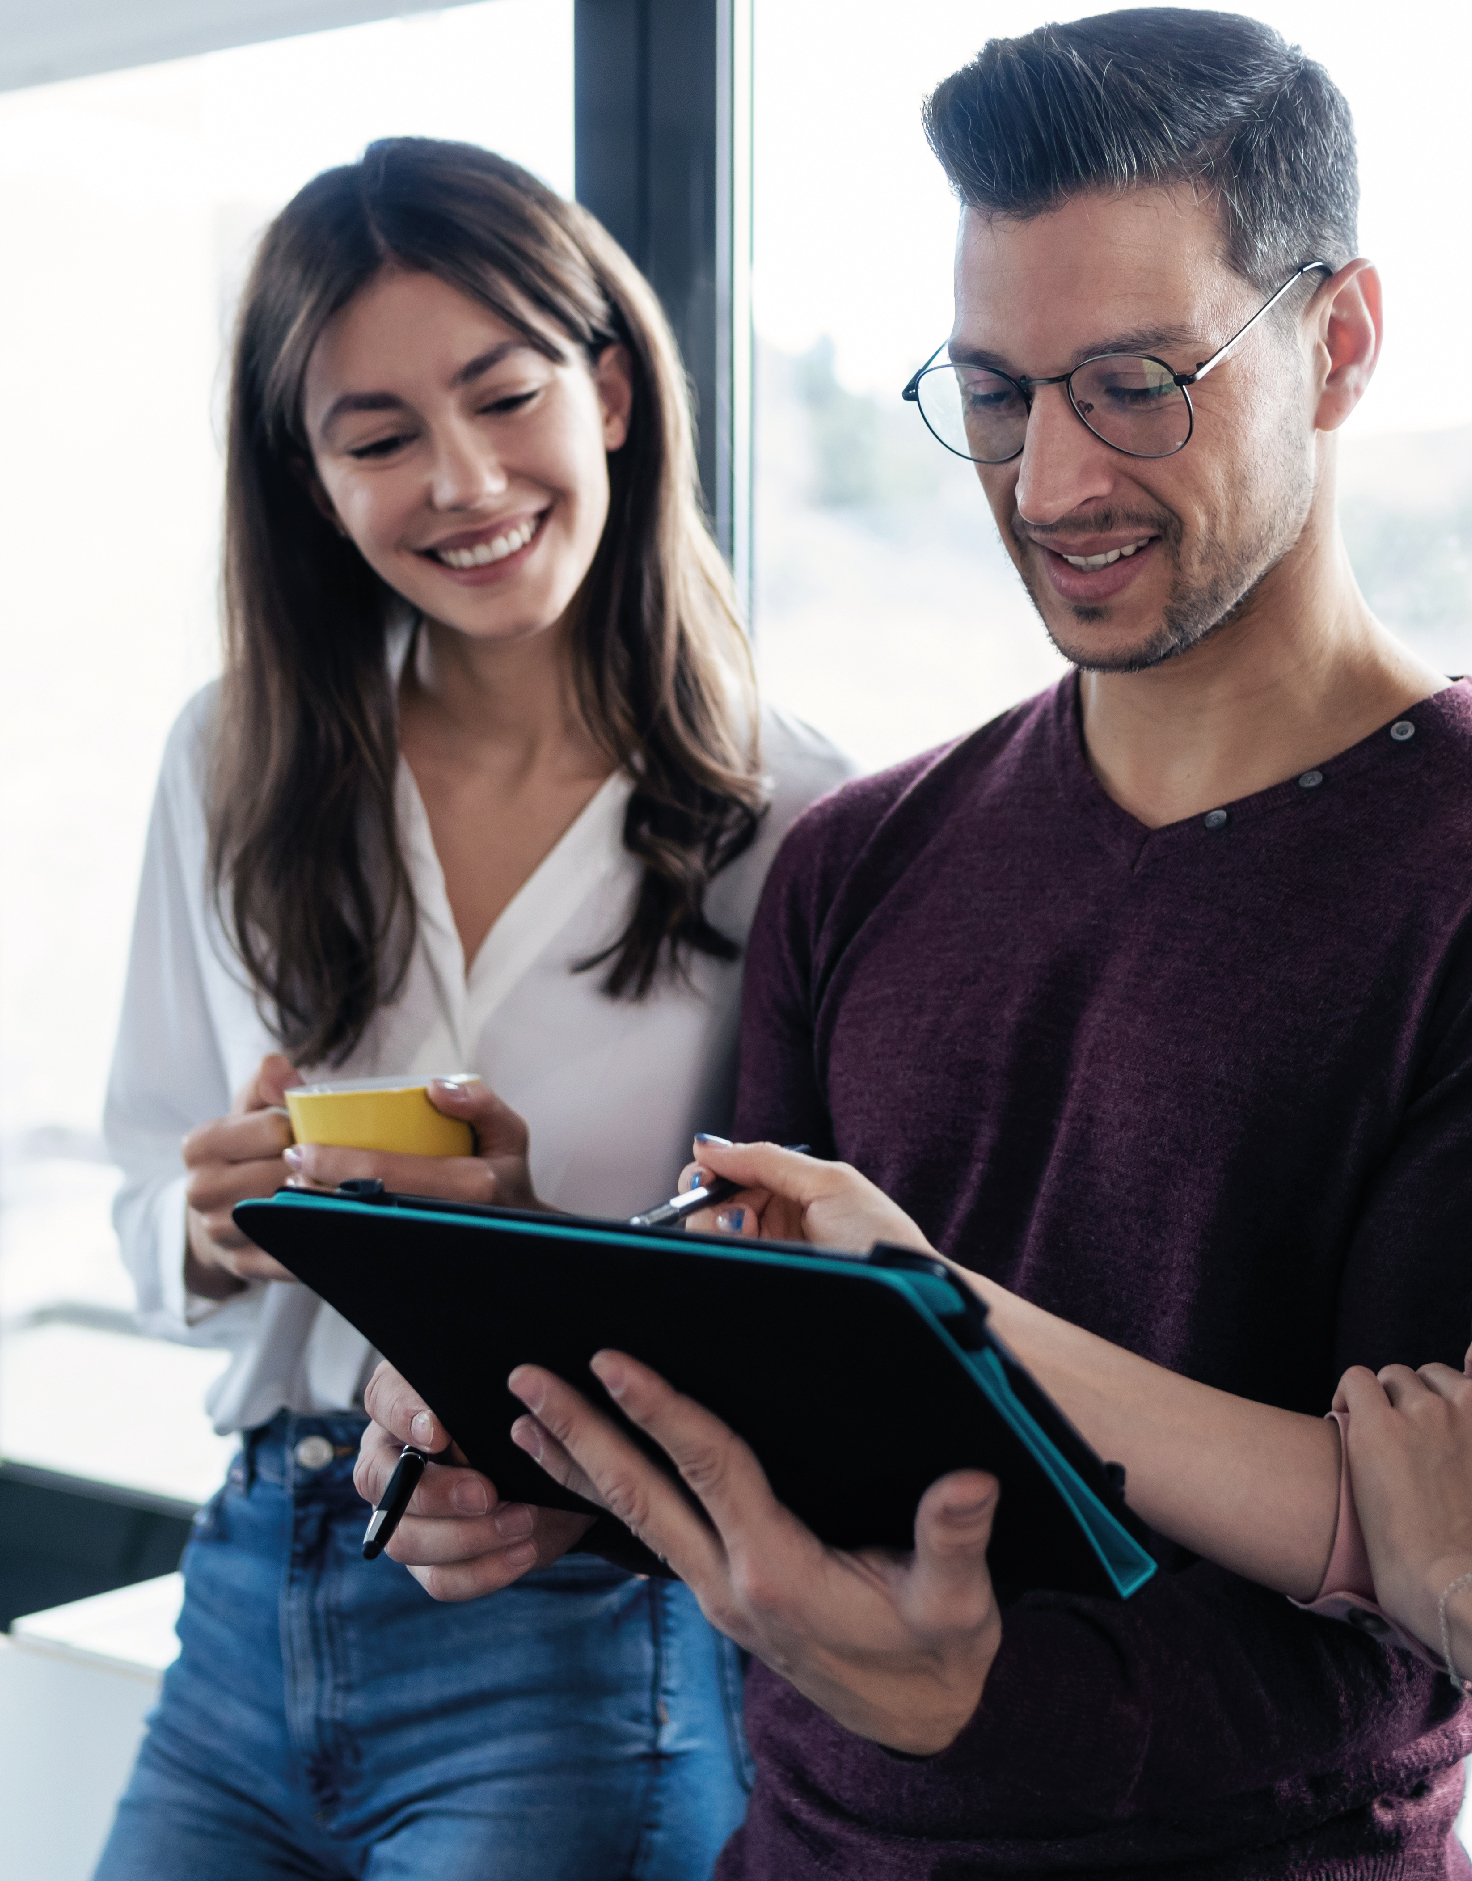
xmin=922 ymin=8 xmax=1358 ymax=293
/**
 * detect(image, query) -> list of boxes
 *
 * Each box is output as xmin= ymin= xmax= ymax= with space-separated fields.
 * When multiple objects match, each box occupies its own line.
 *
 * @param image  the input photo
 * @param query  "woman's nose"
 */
xmin=429 ymin=424 xmax=509 ymax=509
xmin=1012 ymin=382 xmax=1117 ymax=526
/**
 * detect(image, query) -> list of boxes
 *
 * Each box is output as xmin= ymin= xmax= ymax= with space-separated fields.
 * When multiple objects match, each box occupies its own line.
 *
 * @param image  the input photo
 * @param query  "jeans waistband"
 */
xmin=237 ymin=1408 xmax=370 ymax=1496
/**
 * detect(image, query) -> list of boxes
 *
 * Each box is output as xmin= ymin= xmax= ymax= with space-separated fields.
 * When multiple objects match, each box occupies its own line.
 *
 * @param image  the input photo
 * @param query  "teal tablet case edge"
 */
xmin=262 ymin=1191 xmax=1157 ymax=1601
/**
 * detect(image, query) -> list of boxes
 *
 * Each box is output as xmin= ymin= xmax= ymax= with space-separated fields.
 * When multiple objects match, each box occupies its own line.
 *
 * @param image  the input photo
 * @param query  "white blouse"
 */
xmin=105 ymin=681 xmax=853 ymax=1435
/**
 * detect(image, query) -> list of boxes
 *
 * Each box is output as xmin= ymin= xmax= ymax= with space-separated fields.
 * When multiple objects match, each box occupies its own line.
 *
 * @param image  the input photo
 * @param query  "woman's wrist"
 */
xmin=1432 ymin=1559 xmax=1472 ymax=1683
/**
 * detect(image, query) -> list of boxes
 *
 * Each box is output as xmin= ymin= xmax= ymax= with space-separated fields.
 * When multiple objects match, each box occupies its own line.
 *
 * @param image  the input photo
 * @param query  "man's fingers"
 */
xmin=353 ymin=1414 xmax=495 ymax=1515
xmin=363 ymin=1360 xmax=452 ymax=1452
xmin=508 ymin=1414 xmax=609 ymax=1508
xmin=586 ymin=1350 xmax=795 ymax=1548
xmin=508 ymin=1363 xmax=727 ymax=1585
xmin=905 ymin=1471 xmax=1002 ymax=1635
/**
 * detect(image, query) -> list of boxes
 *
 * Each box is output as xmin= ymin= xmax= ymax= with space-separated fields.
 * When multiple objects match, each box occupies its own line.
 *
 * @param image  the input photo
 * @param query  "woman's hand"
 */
xmin=678 ymin=1137 xmax=934 ymax=1254
xmin=356 ymin=1362 xmax=595 ymax=1598
xmin=183 ymin=1053 xmax=304 ymax=1296
xmin=1335 ymin=1348 xmax=1472 ymax=1666
xmin=281 ymin=1077 xmax=540 ymax=1212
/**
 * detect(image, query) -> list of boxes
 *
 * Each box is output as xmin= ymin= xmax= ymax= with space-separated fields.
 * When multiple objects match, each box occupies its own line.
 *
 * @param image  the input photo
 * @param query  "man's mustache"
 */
xmin=1010 ymin=510 xmax=1180 ymax=548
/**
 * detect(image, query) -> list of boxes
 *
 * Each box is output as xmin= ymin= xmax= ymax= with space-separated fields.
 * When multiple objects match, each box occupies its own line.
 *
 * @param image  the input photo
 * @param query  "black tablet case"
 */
xmin=236 ymin=1190 xmax=1157 ymax=1602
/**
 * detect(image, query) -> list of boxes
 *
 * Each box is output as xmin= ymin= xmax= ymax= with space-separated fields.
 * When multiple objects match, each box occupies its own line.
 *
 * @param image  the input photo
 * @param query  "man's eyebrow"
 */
xmin=947 ymin=324 xmax=1201 ymax=375
xmin=319 ymin=340 xmax=542 ymax=435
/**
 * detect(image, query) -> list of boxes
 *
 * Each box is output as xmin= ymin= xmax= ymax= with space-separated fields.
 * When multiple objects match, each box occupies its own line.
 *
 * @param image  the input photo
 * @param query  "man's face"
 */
xmin=953 ymin=189 xmax=1318 ymax=672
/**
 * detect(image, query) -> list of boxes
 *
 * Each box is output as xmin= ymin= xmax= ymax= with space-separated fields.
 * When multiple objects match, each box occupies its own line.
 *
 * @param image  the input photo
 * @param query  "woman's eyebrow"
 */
xmin=319 ymin=341 xmax=537 ymax=436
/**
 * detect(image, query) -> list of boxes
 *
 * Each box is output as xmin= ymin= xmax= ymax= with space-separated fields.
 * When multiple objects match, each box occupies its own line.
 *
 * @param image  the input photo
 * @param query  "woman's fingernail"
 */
xmin=494 ymin=1503 xmax=534 ymax=1540
xmin=431 ymin=1076 xmax=475 ymax=1101
xmin=685 ymin=1167 xmax=707 ymax=1192
xmin=695 ymin=1133 xmax=732 ymax=1147
xmin=410 ymin=1412 xmax=436 ymax=1446
xmin=510 ymin=1415 xmax=543 ymax=1460
xmin=452 ymin=1476 xmax=489 ymax=1515
xmin=715 ymin=1207 xmax=745 ymax=1232
xmin=282 ymin=1145 xmax=304 ymax=1168
xmin=505 ymin=1541 xmax=538 ymax=1572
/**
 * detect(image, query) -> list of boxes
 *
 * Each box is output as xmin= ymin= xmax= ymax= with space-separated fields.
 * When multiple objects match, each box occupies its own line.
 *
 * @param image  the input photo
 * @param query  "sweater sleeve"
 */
xmin=103 ymin=699 xmax=268 ymax=1348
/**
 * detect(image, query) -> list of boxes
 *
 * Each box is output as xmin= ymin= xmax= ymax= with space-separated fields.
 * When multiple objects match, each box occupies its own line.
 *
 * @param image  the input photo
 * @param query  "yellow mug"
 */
xmin=284 ymin=1075 xmax=476 ymax=1158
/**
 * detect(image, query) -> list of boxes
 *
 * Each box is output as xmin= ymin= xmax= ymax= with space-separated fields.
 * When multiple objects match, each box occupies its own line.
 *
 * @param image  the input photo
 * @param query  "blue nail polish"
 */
xmin=695 ymin=1132 xmax=732 ymax=1147
xmin=727 ymin=1207 xmax=745 ymax=1231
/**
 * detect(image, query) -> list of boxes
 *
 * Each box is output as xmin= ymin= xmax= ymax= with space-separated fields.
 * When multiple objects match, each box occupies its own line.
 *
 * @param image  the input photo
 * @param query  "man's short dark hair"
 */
xmin=923 ymin=8 xmax=1357 ymax=292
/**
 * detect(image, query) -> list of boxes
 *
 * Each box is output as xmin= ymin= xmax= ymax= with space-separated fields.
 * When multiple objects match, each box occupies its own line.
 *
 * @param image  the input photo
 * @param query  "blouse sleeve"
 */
xmin=103 ymin=696 xmax=267 ymax=1346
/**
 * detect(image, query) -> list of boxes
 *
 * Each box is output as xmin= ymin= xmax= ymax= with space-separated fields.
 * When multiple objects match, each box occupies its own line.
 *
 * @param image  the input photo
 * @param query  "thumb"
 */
xmin=904 ymin=1471 xmax=1001 ymax=1634
xmin=429 ymin=1076 xmax=528 ymax=1158
xmin=236 ymin=1053 xmax=303 ymax=1115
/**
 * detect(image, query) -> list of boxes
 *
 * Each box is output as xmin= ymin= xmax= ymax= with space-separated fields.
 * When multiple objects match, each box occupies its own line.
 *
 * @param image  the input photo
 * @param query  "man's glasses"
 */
xmin=902 ymin=260 xmax=1331 ymax=465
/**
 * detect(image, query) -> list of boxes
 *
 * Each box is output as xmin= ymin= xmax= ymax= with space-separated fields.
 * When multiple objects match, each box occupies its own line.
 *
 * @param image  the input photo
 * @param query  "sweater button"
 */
xmin=1298 ymin=769 xmax=1324 ymax=789
xmin=1390 ymin=720 xmax=1416 ymax=743
xmin=1203 ymin=808 xmax=1229 ymax=831
xmin=294 ymin=1435 xmax=336 ymax=1471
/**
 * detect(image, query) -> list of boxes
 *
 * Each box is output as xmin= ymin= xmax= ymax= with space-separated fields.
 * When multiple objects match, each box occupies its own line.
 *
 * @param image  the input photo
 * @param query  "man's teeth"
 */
xmin=435 ymin=518 xmax=537 ymax=568
xmin=1059 ymin=541 xmax=1147 ymax=571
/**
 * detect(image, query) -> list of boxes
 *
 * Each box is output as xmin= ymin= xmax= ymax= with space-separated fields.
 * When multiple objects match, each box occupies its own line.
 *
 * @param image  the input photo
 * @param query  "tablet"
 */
xmin=235 ymin=1189 xmax=1157 ymax=1602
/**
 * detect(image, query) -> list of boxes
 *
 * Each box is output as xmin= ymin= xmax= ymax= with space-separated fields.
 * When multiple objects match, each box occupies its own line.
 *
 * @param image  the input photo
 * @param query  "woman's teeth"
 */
xmin=434 ymin=518 xmax=538 ymax=568
xmin=1059 ymin=541 xmax=1147 ymax=571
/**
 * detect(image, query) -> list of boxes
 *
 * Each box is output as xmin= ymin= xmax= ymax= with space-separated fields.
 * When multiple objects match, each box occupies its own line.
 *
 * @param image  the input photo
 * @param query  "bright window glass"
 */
xmin=752 ymin=0 xmax=1472 ymax=771
xmin=0 ymin=0 xmax=573 ymax=1504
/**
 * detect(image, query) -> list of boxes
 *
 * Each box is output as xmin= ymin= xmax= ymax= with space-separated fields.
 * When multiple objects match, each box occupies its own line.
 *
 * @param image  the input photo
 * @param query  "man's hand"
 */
xmin=183 ymin=1053 xmax=303 ymax=1295
xmin=356 ymin=1362 xmax=594 ymax=1599
xmin=282 ymin=1077 xmax=540 ymax=1212
xmin=508 ymin=1350 xmax=1003 ymax=1755
xmin=1335 ymin=1349 xmax=1472 ymax=1658
xmin=678 ymin=1137 xmax=934 ymax=1254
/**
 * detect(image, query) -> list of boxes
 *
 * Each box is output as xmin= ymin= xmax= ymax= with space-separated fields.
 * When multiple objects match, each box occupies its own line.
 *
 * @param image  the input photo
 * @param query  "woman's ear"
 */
xmin=593 ymin=343 xmax=634 ymax=452
xmin=1312 ymin=258 xmax=1382 ymax=435
xmin=291 ymin=452 xmax=351 ymax=537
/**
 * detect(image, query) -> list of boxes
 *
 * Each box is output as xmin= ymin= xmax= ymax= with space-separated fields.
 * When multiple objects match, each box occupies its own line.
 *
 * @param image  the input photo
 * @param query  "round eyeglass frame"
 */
xmin=901 ymin=259 xmax=1332 ymax=465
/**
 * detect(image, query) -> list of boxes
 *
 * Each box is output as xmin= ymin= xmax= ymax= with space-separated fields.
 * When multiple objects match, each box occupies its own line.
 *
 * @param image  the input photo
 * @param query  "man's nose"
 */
xmin=429 ymin=423 xmax=509 ymax=510
xmin=1012 ymin=382 xmax=1117 ymax=525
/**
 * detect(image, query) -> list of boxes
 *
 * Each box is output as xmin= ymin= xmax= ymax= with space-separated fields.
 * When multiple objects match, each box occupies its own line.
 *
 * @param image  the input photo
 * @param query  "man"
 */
xmin=359 ymin=12 xmax=1472 ymax=1874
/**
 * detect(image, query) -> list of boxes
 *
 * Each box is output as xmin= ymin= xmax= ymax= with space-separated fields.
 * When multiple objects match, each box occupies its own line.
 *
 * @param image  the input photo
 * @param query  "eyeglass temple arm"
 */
xmin=1183 ymin=260 xmax=1334 ymax=387
xmin=901 ymin=341 xmax=950 ymax=401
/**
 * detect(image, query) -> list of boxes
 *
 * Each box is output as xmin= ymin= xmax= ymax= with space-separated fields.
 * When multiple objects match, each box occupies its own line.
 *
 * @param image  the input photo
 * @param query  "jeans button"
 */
xmin=294 ymin=1435 xmax=336 ymax=1471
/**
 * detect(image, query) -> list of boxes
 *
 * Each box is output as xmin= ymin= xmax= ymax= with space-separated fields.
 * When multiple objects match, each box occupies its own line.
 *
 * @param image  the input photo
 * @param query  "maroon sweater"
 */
xmin=726 ymin=675 xmax=1472 ymax=1880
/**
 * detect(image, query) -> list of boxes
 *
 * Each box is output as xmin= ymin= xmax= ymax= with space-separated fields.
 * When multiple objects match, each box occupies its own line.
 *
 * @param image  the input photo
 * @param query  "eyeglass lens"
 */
xmin=916 ymin=356 xmax=1191 ymax=463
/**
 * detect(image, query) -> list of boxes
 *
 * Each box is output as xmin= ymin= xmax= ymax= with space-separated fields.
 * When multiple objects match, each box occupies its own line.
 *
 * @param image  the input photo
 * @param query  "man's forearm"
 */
xmin=968 ymin=1276 xmax=1340 ymax=1601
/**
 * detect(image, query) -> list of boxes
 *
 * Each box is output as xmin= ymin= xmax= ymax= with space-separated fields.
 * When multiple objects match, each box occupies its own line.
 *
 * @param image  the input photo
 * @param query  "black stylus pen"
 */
xmin=628 ymin=1144 xmax=810 ymax=1228
xmin=362 ymin=1445 xmax=432 ymax=1559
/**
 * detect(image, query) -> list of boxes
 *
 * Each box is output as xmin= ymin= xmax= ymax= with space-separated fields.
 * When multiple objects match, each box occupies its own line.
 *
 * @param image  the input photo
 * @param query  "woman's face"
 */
xmin=301 ymin=268 xmax=632 ymax=645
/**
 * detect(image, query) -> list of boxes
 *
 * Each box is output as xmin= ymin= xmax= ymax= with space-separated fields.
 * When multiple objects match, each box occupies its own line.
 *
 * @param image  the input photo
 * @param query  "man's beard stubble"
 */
xmin=1005 ymin=445 xmax=1316 ymax=675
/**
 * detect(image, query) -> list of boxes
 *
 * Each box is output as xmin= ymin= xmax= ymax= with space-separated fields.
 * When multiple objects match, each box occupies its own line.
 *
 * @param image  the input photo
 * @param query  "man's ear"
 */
xmin=593 ymin=343 xmax=634 ymax=452
xmin=1312 ymin=258 xmax=1381 ymax=435
xmin=291 ymin=452 xmax=350 ymax=536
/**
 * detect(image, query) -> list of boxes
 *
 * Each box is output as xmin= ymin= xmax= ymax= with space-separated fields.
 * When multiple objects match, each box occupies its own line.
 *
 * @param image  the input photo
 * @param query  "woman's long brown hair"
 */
xmin=213 ymin=138 xmax=765 ymax=1066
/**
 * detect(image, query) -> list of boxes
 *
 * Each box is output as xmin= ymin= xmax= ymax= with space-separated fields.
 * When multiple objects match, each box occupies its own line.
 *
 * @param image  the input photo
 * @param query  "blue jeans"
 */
xmin=94 ymin=1412 xmax=752 ymax=1880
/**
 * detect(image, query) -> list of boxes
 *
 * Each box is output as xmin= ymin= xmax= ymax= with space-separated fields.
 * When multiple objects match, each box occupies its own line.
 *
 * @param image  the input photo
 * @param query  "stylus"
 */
xmin=628 ymin=1145 xmax=810 ymax=1229
xmin=362 ymin=1444 xmax=431 ymax=1559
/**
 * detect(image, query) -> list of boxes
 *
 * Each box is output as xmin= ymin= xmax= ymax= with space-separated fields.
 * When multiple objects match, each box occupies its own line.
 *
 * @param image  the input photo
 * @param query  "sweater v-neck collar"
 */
xmin=1052 ymin=668 xmax=1457 ymax=872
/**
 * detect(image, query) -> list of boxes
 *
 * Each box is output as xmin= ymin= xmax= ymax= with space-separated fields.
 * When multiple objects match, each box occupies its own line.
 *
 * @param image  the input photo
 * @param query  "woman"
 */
xmin=96 ymin=138 xmax=850 ymax=1880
